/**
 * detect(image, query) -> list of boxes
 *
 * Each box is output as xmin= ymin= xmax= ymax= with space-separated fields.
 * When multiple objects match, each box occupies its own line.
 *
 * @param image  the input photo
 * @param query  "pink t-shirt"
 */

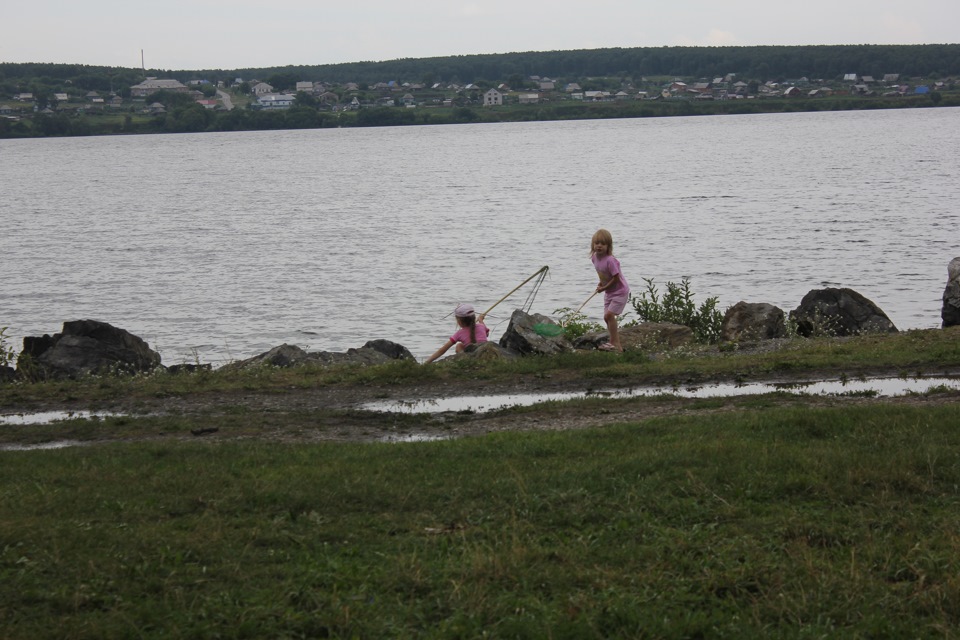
xmin=450 ymin=323 xmax=489 ymax=346
xmin=592 ymin=253 xmax=629 ymax=297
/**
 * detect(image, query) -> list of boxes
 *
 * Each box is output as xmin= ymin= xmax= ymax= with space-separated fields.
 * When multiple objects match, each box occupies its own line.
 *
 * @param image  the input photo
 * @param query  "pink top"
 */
xmin=451 ymin=324 xmax=489 ymax=346
xmin=592 ymin=253 xmax=629 ymax=296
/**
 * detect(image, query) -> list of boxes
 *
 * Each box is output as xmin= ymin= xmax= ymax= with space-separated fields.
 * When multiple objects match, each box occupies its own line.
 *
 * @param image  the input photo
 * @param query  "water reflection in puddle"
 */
xmin=0 ymin=410 xmax=119 ymax=426
xmin=380 ymin=433 xmax=453 ymax=444
xmin=361 ymin=376 xmax=960 ymax=414
xmin=1 ymin=440 xmax=88 ymax=452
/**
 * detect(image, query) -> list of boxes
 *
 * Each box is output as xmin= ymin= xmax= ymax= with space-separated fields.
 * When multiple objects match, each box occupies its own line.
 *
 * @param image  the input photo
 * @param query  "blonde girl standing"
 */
xmin=590 ymin=229 xmax=630 ymax=352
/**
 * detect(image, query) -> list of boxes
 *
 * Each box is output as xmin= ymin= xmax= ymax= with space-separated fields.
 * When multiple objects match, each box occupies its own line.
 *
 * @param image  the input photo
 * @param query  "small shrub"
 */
xmin=0 ymin=326 xmax=16 ymax=368
xmin=553 ymin=307 xmax=604 ymax=340
xmin=628 ymin=277 xmax=724 ymax=344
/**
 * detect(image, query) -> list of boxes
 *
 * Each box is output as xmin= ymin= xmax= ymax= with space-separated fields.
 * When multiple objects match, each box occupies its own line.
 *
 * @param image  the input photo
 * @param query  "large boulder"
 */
xmin=790 ymin=288 xmax=897 ymax=337
xmin=19 ymin=319 xmax=162 ymax=379
xmin=499 ymin=309 xmax=573 ymax=355
xmin=942 ymin=257 xmax=960 ymax=328
xmin=721 ymin=302 xmax=787 ymax=342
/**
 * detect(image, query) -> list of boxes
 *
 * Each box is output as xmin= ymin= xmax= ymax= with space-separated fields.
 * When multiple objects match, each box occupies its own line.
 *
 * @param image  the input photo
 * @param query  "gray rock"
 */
xmin=498 ymin=309 xmax=573 ymax=355
xmin=226 ymin=339 xmax=414 ymax=370
xmin=721 ymin=302 xmax=787 ymax=342
xmin=575 ymin=322 xmax=695 ymax=351
xmin=227 ymin=344 xmax=313 ymax=369
xmin=19 ymin=319 xmax=162 ymax=379
xmin=942 ymin=257 xmax=960 ymax=328
xmin=621 ymin=323 xmax=695 ymax=350
xmin=362 ymin=339 xmax=415 ymax=361
xmin=459 ymin=342 xmax=519 ymax=361
xmin=0 ymin=365 xmax=15 ymax=384
xmin=790 ymin=288 xmax=897 ymax=337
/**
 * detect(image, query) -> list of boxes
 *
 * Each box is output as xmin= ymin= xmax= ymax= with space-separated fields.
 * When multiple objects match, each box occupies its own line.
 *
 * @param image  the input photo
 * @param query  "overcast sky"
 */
xmin=3 ymin=0 xmax=957 ymax=71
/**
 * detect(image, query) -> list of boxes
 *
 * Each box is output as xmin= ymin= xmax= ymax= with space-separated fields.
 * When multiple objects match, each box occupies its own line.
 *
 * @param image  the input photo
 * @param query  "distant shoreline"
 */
xmin=2 ymin=94 xmax=956 ymax=140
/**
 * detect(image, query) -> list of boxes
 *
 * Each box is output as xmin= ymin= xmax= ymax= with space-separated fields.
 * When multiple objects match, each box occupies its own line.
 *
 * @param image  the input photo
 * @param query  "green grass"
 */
xmin=3 ymin=403 xmax=960 ymax=638
xmin=3 ymin=327 xmax=959 ymax=409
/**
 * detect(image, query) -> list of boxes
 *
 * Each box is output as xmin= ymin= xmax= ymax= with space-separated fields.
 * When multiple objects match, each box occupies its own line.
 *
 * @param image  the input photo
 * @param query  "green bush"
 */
xmin=629 ymin=277 xmax=724 ymax=343
xmin=0 ymin=326 xmax=16 ymax=368
xmin=553 ymin=307 xmax=604 ymax=340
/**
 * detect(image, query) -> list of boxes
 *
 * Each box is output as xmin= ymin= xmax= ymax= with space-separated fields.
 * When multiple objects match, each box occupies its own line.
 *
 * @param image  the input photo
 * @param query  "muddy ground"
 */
xmin=3 ymin=362 xmax=959 ymax=448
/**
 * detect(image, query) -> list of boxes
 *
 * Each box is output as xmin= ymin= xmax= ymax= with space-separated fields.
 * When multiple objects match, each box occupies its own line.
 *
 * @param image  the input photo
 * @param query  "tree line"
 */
xmin=3 ymin=44 xmax=959 ymax=92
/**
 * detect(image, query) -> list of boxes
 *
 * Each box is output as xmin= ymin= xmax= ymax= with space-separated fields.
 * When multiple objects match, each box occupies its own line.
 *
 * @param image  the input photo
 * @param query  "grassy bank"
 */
xmin=2 ymin=328 xmax=960 ymax=637
xmin=3 ymin=327 xmax=960 ymax=410
xmin=3 ymin=402 xmax=960 ymax=638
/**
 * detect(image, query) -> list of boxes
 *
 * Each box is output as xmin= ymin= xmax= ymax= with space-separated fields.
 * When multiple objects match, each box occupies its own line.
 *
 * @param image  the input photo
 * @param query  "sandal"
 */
xmin=597 ymin=342 xmax=619 ymax=352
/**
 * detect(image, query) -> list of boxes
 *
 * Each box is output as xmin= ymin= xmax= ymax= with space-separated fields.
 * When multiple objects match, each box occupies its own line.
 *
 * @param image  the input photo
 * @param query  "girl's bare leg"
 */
xmin=604 ymin=311 xmax=622 ymax=351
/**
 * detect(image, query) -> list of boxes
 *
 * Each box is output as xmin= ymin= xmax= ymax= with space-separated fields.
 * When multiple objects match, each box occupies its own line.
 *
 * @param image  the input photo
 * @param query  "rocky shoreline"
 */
xmin=4 ymin=273 xmax=959 ymax=385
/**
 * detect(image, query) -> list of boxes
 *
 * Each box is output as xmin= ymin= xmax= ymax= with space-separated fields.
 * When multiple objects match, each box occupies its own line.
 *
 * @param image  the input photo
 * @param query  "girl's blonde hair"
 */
xmin=591 ymin=228 xmax=614 ymax=255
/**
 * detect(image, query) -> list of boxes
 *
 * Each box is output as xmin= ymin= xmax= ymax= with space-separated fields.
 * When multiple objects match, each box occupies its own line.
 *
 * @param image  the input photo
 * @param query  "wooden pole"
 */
xmin=575 ymin=290 xmax=598 ymax=313
xmin=482 ymin=265 xmax=549 ymax=317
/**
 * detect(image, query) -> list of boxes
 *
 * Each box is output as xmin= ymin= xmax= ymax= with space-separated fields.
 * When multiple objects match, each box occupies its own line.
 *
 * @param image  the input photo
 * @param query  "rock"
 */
xmin=460 ymin=342 xmax=519 ymax=361
xmin=225 ymin=340 xmax=415 ymax=370
xmin=721 ymin=302 xmax=787 ymax=342
xmin=228 ymin=344 xmax=313 ymax=369
xmin=574 ymin=322 xmax=695 ymax=351
xmin=620 ymin=323 xmax=695 ymax=350
xmin=949 ymin=257 xmax=960 ymax=283
xmin=942 ymin=257 xmax=960 ymax=328
xmin=362 ymin=339 xmax=415 ymax=361
xmin=0 ymin=365 xmax=15 ymax=384
xmin=19 ymin=320 xmax=162 ymax=379
xmin=790 ymin=288 xmax=897 ymax=337
xmin=498 ymin=310 xmax=573 ymax=355
xmin=310 ymin=347 xmax=394 ymax=367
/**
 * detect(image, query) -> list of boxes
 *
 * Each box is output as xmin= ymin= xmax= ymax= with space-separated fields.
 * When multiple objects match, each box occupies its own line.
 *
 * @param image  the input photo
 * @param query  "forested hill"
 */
xmin=3 ymin=44 xmax=959 ymax=86
xmin=228 ymin=44 xmax=960 ymax=85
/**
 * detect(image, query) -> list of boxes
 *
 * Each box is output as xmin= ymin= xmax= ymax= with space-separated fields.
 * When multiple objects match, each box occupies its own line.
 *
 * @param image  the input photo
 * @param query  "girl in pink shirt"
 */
xmin=424 ymin=303 xmax=489 ymax=363
xmin=591 ymin=228 xmax=630 ymax=352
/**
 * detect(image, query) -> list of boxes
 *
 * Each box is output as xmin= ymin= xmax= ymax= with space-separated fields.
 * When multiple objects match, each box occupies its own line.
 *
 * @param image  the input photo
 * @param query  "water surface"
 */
xmin=3 ymin=108 xmax=957 ymax=365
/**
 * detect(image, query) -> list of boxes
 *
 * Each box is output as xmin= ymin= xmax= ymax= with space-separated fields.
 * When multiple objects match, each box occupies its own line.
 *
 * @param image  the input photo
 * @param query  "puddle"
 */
xmin=1 ymin=440 xmax=88 ymax=452
xmin=0 ymin=410 xmax=120 ymax=426
xmin=380 ymin=433 xmax=453 ymax=444
xmin=360 ymin=376 xmax=960 ymax=414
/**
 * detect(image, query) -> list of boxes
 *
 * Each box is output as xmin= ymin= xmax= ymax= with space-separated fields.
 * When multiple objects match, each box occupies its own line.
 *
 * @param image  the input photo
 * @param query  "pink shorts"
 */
xmin=604 ymin=291 xmax=629 ymax=315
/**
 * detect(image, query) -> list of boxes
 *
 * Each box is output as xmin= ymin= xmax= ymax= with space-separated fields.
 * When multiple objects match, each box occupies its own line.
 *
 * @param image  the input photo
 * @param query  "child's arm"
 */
xmin=596 ymin=273 xmax=621 ymax=292
xmin=424 ymin=339 xmax=455 ymax=364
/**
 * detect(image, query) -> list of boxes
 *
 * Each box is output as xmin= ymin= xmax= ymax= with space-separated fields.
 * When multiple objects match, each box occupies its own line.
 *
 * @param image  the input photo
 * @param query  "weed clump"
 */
xmin=628 ymin=277 xmax=724 ymax=344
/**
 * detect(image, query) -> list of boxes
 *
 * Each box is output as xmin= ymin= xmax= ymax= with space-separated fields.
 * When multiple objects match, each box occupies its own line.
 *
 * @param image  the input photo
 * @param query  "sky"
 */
xmin=3 ymin=0 xmax=958 ymax=71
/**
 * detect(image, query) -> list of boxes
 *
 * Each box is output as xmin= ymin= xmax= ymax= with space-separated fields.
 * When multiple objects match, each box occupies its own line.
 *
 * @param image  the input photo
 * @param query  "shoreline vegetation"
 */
xmin=2 ymin=328 xmax=960 ymax=636
xmin=2 ymin=43 xmax=958 ymax=138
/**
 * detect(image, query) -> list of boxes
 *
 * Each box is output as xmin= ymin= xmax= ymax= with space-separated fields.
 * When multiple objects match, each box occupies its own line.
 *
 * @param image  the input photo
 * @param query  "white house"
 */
xmin=257 ymin=93 xmax=296 ymax=109
xmin=483 ymin=89 xmax=502 ymax=106
xmin=518 ymin=93 xmax=541 ymax=104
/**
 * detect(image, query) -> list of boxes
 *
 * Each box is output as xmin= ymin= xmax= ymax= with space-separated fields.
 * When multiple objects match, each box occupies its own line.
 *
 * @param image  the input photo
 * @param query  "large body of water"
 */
xmin=2 ymin=108 xmax=958 ymax=366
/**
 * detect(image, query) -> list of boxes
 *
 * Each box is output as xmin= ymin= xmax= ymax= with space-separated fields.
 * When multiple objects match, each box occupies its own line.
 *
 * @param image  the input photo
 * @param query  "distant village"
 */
xmin=1 ymin=70 xmax=951 ymax=118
